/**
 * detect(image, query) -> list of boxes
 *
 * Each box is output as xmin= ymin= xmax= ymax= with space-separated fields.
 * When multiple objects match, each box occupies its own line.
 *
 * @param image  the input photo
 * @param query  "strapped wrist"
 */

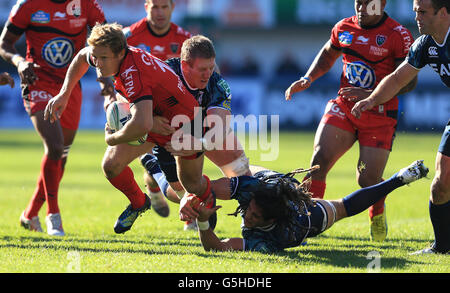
xmin=196 ymin=220 xmax=210 ymax=231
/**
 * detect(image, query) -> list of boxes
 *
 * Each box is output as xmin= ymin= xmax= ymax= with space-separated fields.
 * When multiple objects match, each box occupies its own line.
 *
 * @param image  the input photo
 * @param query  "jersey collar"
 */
xmin=359 ymin=12 xmax=388 ymax=30
xmin=146 ymin=21 xmax=172 ymax=38
xmin=432 ymin=25 xmax=450 ymax=47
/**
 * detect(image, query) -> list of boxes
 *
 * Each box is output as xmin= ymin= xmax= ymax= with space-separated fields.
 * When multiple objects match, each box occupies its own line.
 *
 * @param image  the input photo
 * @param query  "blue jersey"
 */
xmin=406 ymin=28 xmax=450 ymax=88
xmin=230 ymin=170 xmax=316 ymax=253
xmin=165 ymin=58 xmax=232 ymax=115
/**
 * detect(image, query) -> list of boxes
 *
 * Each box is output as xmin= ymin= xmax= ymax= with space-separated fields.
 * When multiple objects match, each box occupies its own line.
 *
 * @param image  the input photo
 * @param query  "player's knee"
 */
xmin=102 ymin=158 xmax=123 ymax=179
xmin=357 ymin=174 xmax=380 ymax=188
xmin=431 ymin=175 xmax=450 ymax=204
xmin=143 ymin=172 xmax=158 ymax=189
xmin=45 ymin=141 xmax=64 ymax=160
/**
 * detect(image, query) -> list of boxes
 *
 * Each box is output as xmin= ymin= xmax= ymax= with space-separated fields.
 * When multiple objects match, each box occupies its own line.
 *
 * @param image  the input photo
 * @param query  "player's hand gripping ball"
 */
xmin=106 ymin=101 xmax=148 ymax=145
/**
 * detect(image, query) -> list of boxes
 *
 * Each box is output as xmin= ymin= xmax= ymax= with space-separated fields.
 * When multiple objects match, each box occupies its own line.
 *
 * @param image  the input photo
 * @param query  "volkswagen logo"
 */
xmin=344 ymin=61 xmax=376 ymax=88
xmin=42 ymin=37 xmax=74 ymax=68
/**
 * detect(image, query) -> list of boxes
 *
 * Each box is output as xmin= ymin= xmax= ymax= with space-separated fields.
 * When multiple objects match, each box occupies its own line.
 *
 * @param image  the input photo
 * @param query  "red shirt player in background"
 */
xmin=0 ymin=0 xmax=107 ymax=236
xmin=123 ymin=0 xmax=195 ymax=228
xmin=285 ymin=0 xmax=418 ymax=242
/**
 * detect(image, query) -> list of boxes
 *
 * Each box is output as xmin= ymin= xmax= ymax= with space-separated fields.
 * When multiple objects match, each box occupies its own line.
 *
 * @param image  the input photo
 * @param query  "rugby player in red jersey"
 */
xmin=285 ymin=0 xmax=418 ymax=242
xmin=44 ymin=23 xmax=212 ymax=234
xmin=123 ymin=0 xmax=191 ymax=223
xmin=0 ymin=0 xmax=107 ymax=236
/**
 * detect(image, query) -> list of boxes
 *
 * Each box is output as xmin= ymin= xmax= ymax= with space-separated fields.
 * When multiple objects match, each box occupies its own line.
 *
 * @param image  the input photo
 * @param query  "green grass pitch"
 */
xmin=0 ymin=129 xmax=448 ymax=273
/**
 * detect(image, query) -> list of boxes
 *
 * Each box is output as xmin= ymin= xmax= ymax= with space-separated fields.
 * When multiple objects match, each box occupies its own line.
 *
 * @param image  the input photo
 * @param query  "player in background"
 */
xmin=0 ymin=72 xmax=14 ymax=87
xmin=351 ymin=0 xmax=449 ymax=254
xmin=44 ymin=23 xmax=213 ymax=235
xmin=178 ymin=160 xmax=428 ymax=253
xmin=123 ymin=0 xmax=191 ymax=221
xmin=141 ymin=35 xmax=251 ymax=231
xmin=0 ymin=0 xmax=107 ymax=236
xmin=284 ymin=0 xmax=417 ymax=242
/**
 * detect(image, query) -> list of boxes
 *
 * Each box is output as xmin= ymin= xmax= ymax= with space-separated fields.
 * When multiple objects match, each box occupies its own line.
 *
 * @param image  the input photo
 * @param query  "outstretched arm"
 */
xmin=351 ymin=61 xmax=420 ymax=118
xmin=44 ymin=47 xmax=91 ymax=122
xmin=285 ymin=40 xmax=342 ymax=100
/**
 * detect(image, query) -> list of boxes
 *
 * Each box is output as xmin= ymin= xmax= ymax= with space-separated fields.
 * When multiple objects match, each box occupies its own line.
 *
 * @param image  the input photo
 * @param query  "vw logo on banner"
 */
xmin=42 ymin=37 xmax=74 ymax=68
xmin=344 ymin=61 xmax=376 ymax=89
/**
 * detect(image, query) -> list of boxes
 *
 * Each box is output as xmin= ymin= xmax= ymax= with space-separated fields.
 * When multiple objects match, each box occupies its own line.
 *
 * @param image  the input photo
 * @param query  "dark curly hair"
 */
xmin=229 ymin=166 xmax=320 ymax=236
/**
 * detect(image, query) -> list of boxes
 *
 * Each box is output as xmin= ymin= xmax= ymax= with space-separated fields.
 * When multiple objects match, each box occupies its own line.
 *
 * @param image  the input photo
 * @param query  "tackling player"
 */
xmin=284 ymin=0 xmax=417 ymax=242
xmin=141 ymin=36 xmax=251 ymax=231
xmin=351 ymin=0 xmax=449 ymax=254
xmin=44 ymin=23 xmax=212 ymax=235
xmin=179 ymin=160 xmax=428 ymax=253
xmin=0 ymin=0 xmax=106 ymax=236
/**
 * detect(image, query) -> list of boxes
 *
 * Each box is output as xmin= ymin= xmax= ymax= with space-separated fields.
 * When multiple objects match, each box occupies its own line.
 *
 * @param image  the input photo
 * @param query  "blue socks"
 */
xmin=429 ymin=200 xmax=450 ymax=253
xmin=342 ymin=173 xmax=404 ymax=217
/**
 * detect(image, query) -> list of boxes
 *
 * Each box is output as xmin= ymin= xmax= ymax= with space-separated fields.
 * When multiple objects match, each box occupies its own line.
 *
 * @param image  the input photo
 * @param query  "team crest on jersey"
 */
xmin=42 ymin=38 xmax=74 ymax=68
xmin=31 ymin=11 xmax=50 ymax=23
xmin=344 ymin=61 xmax=376 ymax=89
xmin=376 ymin=35 xmax=386 ymax=47
xmin=170 ymin=43 xmax=179 ymax=54
xmin=338 ymin=31 xmax=353 ymax=45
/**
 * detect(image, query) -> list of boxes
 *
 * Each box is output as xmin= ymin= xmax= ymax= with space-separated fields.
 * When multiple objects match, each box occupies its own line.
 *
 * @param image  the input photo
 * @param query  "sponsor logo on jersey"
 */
xmin=31 ymin=11 xmax=50 ymax=23
xmin=54 ymin=12 xmax=67 ymax=20
xmin=152 ymin=45 xmax=165 ymax=53
xmin=137 ymin=43 xmax=151 ymax=53
xmin=369 ymin=45 xmax=388 ymax=56
xmin=30 ymin=90 xmax=53 ymax=102
xmin=218 ymin=79 xmax=231 ymax=97
xmin=42 ymin=37 xmax=74 ymax=68
xmin=338 ymin=31 xmax=353 ymax=45
xmin=430 ymin=63 xmax=450 ymax=76
xmin=121 ymin=65 xmax=138 ymax=97
xmin=356 ymin=36 xmax=369 ymax=45
xmin=428 ymin=46 xmax=438 ymax=57
xmin=376 ymin=35 xmax=386 ymax=46
xmin=170 ymin=43 xmax=179 ymax=54
xmin=344 ymin=61 xmax=376 ymax=88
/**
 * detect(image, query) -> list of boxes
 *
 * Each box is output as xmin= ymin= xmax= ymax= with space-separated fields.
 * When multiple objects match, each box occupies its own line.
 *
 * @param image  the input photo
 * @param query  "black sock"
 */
xmin=429 ymin=200 xmax=450 ymax=253
xmin=342 ymin=173 xmax=404 ymax=217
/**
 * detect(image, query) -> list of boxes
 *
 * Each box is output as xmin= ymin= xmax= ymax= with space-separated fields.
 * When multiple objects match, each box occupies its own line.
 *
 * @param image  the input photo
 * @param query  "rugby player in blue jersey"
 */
xmin=141 ymin=35 xmax=251 ymax=229
xmin=178 ymin=160 xmax=428 ymax=253
xmin=351 ymin=0 xmax=449 ymax=254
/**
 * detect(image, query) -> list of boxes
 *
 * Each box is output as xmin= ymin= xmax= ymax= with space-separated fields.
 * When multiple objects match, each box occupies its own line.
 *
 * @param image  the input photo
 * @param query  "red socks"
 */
xmin=309 ymin=179 xmax=326 ymax=199
xmin=41 ymin=155 xmax=62 ymax=215
xmin=24 ymin=174 xmax=46 ymax=219
xmin=109 ymin=166 xmax=146 ymax=209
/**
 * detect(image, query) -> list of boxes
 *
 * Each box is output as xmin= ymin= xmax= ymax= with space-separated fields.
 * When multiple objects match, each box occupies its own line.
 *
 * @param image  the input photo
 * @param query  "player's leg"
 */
xmin=358 ymin=145 xmax=390 ymax=242
xmin=356 ymin=113 xmax=397 ymax=242
xmin=29 ymin=111 xmax=66 ymax=236
xmin=307 ymin=120 xmax=356 ymax=198
xmin=315 ymin=160 xmax=429 ymax=234
xmin=414 ymin=123 xmax=450 ymax=254
xmin=102 ymin=142 xmax=154 ymax=234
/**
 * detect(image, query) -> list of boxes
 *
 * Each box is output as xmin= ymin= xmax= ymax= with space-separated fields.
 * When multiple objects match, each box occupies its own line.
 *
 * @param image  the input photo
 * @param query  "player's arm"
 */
xmin=0 ymin=26 xmax=40 ymax=85
xmin=105 ymin=99 xmax=153 ymax=146
xmin=393 ymin=59 xmax=418 ymax=95
xmin=196 ymin=201 xmax=244 ymax=252
xmin=204 ymin=107 xmax=231 ymax=151
xmin=44 ymin=47 xmax=91 ymax=122
xmin=285 ymin=40 xmax=342 ymax=100
xmin=351 ymin=61 xmax=420 ymax=118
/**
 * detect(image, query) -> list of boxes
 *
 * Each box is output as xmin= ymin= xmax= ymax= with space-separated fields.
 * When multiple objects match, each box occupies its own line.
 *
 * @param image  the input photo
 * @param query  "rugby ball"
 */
xmin=106 ymin=101 xmax=148 ymax=146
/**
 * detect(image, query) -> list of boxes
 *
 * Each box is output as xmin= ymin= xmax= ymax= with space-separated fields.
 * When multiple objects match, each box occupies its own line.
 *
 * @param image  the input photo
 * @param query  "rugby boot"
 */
xmin=114 ymin=194 xmax=151 ymax=234
xmin=46 ymin=213 xmax=65 ymax=236
xmin=397 ymin=160 xmax=429 ymax=184
xmin=20 ymin=211 xmax=43 ymax=232
xmin=370 ymin=206 xmax=387 ymax=242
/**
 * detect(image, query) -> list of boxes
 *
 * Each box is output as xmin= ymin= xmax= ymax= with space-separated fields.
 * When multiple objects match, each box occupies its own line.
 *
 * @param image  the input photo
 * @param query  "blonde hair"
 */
xmin=87 ymin=22 xmax=127 ymax=55
xmin=180 ymin=35 xmax=216 ymax=65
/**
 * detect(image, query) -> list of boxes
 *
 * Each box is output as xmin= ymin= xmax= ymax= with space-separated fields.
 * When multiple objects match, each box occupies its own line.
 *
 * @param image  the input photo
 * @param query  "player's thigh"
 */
xmin=176 ymin=154 xmax=205 ymax=192
xmin=311 ymin=122 xmax=356 ymax=172
xmin=357 ymin=145 xmax=390 ymax=187
xmin=30 ymin=110 xmax=64 ymax=158
xmin=102 ymin=141 xmax=155 ymax=176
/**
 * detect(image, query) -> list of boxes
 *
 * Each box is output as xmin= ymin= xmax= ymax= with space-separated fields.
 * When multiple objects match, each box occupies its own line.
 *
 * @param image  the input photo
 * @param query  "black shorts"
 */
xmin=438 ymin=120 xmax=450 ymax=157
